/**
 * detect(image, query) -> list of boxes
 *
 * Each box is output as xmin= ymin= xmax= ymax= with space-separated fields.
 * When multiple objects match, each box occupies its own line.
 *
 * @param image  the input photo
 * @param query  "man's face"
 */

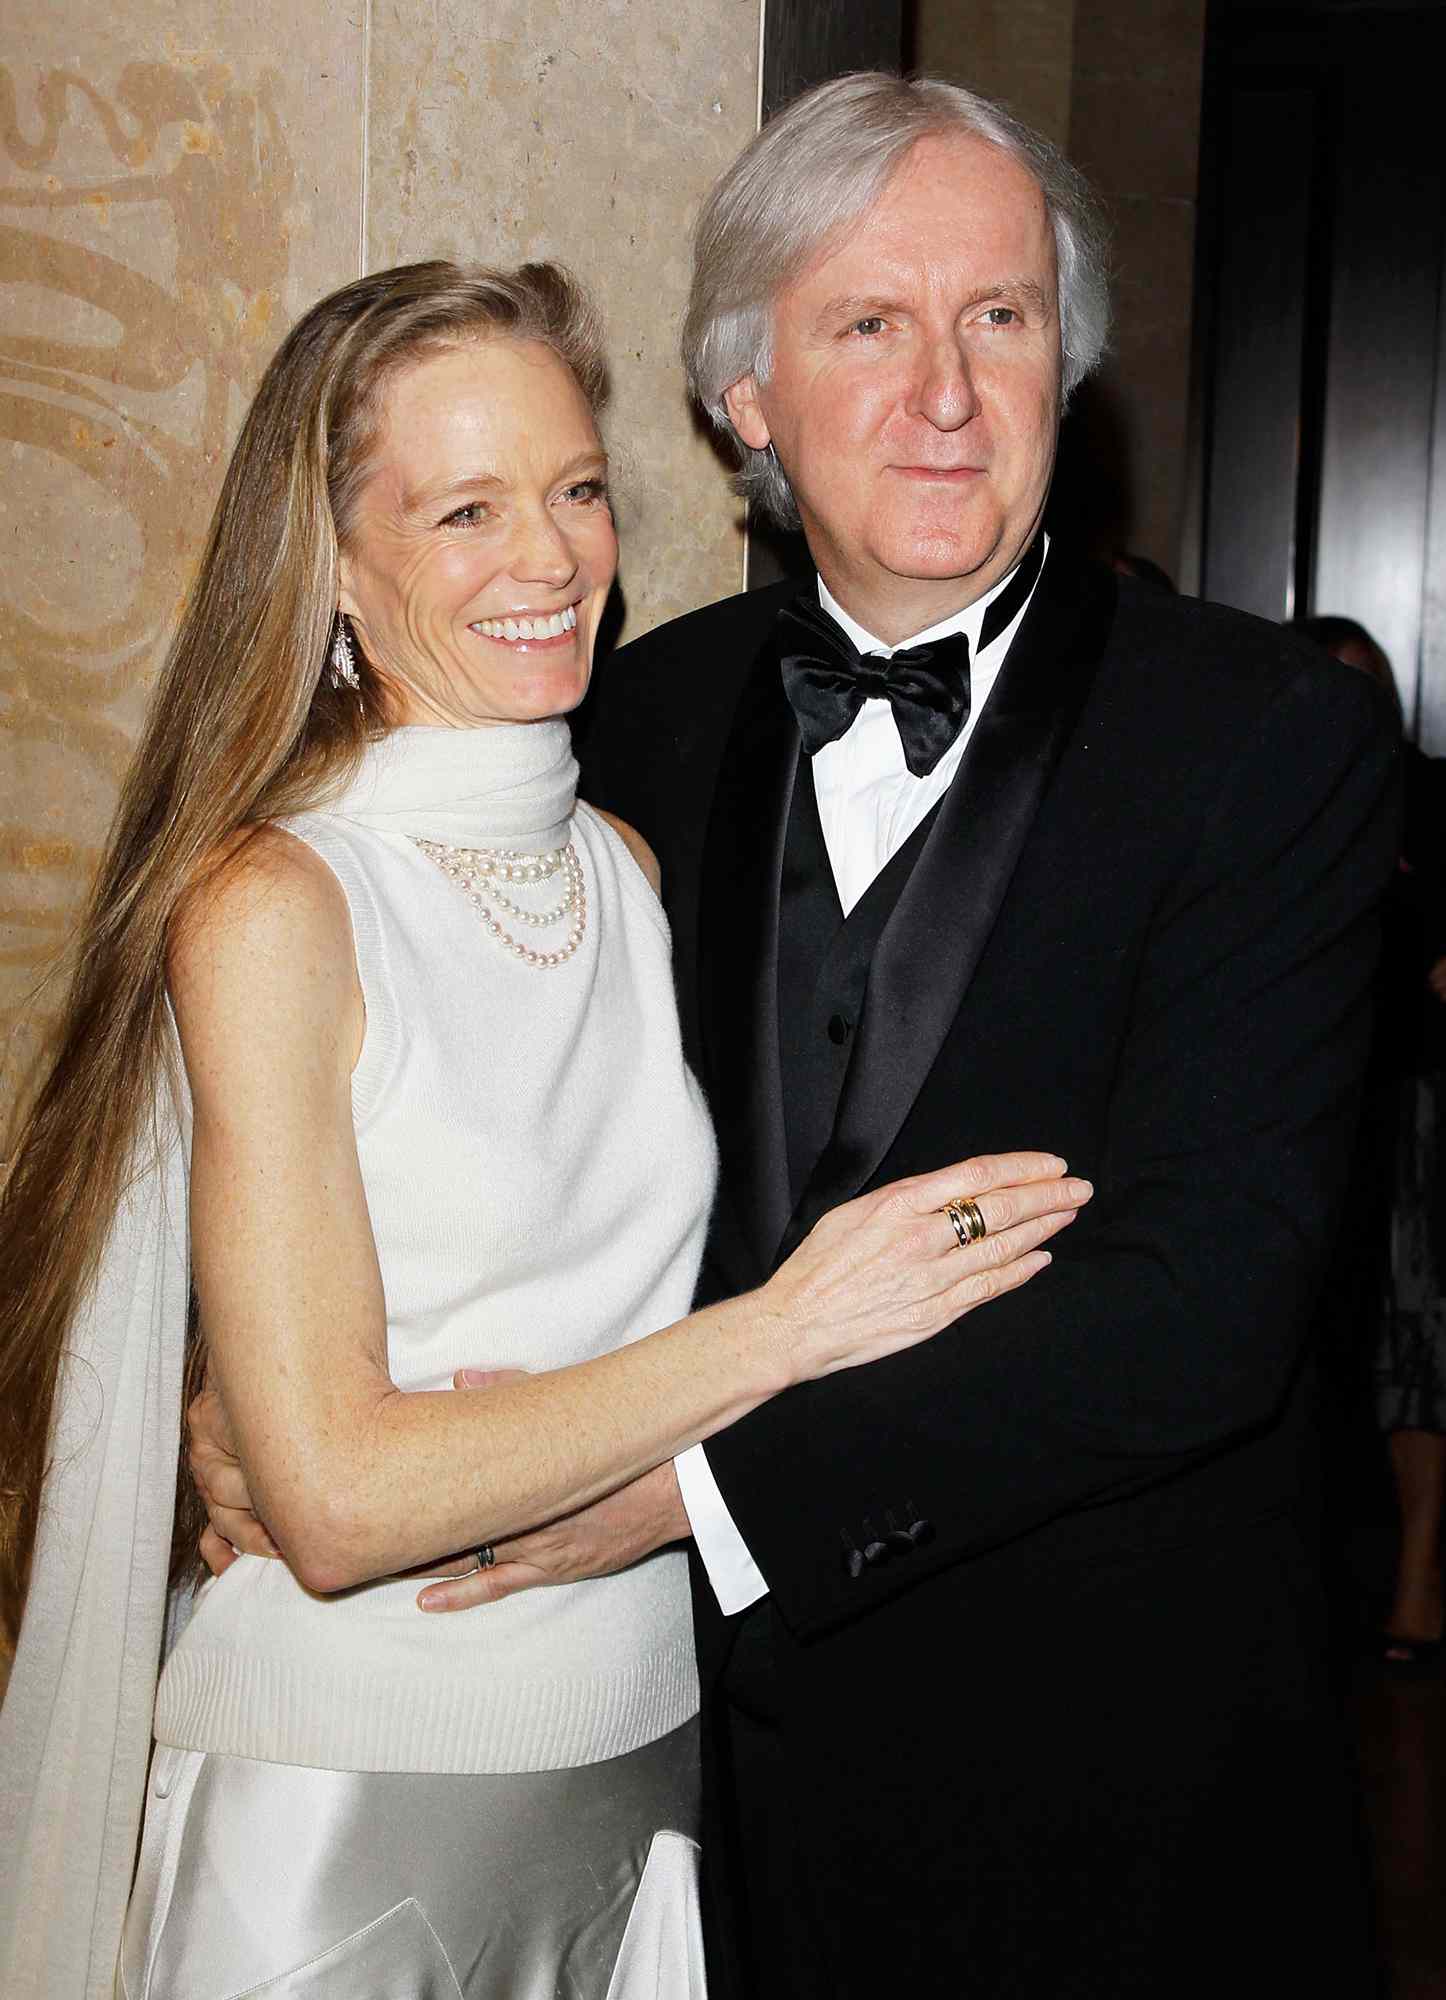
xmin=725 ymin=133 xmax=1063 ymax=642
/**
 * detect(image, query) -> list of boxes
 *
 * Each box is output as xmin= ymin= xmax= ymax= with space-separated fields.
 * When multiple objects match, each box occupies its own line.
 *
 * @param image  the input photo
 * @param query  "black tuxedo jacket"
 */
xmin=578 ymin=549 xmax=1395 ymax=1996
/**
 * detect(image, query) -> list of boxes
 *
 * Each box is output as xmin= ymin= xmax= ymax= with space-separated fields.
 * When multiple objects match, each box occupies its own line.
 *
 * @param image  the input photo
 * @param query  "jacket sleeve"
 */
xmin=701 ymin=658 xmax=1400 ymax=1639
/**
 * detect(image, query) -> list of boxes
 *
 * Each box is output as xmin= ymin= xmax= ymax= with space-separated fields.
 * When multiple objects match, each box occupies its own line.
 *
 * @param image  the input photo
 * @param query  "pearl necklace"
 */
xmin=411 ymin=835 xmax=587 ymax=968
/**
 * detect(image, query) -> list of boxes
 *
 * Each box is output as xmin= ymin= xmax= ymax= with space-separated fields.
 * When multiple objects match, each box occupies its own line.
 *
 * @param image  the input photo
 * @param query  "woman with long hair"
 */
xmin=0 ymin=259 xmax=1085 ymax=1999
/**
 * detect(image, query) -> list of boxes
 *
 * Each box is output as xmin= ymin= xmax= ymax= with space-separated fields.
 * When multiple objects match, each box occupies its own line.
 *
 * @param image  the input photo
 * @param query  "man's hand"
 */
xmin=188 ymin=1380 xmax=280 ymax=1576
xmin=417 ymin=1455 xmax=691 ymax=1612
xmin=187 ymin=1372 xmax=505 ymax=1579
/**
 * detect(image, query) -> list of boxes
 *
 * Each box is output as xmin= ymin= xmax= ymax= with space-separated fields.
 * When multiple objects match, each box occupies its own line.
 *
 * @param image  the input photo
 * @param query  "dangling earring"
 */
xmin=329 ymin=613 xmax=359 ymax=690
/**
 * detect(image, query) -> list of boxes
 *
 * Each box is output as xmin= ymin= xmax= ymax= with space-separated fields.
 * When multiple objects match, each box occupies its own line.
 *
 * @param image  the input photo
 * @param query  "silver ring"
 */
xmin=478 ymin=1544 xmax=496 ymax=1570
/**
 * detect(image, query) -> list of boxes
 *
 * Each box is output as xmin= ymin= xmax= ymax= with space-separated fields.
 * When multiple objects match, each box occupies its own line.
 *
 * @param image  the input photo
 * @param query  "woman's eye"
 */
xmin=440 ymin=501 xmax=489 ymax=528
xmin=562 ymin=479 xmax=609 ymax=506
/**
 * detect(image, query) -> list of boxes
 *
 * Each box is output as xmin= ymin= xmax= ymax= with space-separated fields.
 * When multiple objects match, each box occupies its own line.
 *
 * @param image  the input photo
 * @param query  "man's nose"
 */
xmin=910 ymin=337 xmax=980 ymax=431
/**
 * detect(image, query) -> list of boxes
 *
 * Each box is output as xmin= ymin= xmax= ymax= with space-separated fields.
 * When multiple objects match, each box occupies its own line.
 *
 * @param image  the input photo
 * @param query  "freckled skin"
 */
xmin=338 ymin=339 xmax=618 ymax=727
xmin=724 ymin=133 xmax=1063 ymax=647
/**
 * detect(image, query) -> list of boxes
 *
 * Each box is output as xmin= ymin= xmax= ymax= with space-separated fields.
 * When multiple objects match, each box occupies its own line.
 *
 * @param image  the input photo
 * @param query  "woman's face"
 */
xmin=338 ymin=339 xmax=617 ymax=728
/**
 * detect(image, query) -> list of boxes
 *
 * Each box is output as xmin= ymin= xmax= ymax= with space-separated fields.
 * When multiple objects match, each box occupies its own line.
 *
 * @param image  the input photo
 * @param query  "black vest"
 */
xmin=722 ymin=756 xmax=941 ymax=1723
xmin=776 ymin=754 xmax=941 ymax=1211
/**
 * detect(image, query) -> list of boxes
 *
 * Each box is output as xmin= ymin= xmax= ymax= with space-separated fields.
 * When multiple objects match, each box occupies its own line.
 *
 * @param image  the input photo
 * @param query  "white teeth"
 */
xmin=472 ymin=605 xmax=580 ymax=642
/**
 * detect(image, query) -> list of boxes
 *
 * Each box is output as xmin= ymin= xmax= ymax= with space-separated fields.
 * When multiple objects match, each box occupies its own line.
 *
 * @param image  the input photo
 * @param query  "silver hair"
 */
xmin=683 ymin=72 xmax=1112 ymax=528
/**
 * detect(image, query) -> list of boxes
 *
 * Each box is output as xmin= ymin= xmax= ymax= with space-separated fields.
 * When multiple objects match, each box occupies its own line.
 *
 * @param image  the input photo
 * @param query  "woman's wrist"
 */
xmin=701 ymin=1282 xmax=804 ymax=1406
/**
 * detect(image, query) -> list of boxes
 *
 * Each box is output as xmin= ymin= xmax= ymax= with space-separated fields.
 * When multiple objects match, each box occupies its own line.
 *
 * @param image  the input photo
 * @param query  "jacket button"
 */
xmin=827 ymin=1013 xmax=851 ymax=1045
xmin=860 ymin=1515 xmax=892 ymax=1566
xmin=885 ymin=1502 xmax=935 ymax=1553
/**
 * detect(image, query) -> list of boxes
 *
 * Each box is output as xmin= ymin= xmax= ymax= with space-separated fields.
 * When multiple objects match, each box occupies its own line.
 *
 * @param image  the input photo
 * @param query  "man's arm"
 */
xmin=700 ymin=654 xmax=1399 ymax=1639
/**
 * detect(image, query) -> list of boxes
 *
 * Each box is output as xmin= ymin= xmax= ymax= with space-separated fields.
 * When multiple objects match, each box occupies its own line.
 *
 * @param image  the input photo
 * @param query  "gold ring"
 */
xmin=943 ymin=1197 xmax=988 ymax=1248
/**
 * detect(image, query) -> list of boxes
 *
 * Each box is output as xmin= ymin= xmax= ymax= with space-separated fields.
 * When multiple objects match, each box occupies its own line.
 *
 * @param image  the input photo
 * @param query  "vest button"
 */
xmin=827 ymin=1013 xmax=851 ymax=1045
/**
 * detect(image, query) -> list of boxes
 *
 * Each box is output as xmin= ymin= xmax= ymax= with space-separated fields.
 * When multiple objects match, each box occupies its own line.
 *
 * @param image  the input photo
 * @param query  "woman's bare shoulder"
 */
xmin=167 ymin=826 xmax=358 ymax=1090
xmin=589 ymin=807 xmax=661 ymax=896
xmin=171 ymin=825 xmax=349 ymax=976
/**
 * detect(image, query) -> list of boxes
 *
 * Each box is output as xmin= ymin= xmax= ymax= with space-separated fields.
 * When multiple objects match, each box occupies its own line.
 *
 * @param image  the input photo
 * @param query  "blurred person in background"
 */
xmin=1294 ymin=613 xmax=1446 ymax=1667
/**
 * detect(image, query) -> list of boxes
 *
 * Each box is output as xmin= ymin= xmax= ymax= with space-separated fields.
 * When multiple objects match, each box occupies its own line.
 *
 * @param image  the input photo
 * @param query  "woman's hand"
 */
xmin=757 ymin=1152 xmax=1090 ymax=1386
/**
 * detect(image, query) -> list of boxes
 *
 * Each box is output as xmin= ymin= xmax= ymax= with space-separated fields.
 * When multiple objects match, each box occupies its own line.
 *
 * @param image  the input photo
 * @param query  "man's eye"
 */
xmin=849 ymin=316 xmax=887 ymax=337
xmin=982 ymin=307 xmax=1018 ymax=327
xmin=562 ymin=479 xmax=609 ymax=506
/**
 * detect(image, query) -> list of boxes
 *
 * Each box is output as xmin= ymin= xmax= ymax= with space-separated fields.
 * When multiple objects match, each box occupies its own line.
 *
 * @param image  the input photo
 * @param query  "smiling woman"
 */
xmin=338 ymin=340 xmax=618 ymax=729
xmin=0 ymin=256 xmax=1080 ymax=1998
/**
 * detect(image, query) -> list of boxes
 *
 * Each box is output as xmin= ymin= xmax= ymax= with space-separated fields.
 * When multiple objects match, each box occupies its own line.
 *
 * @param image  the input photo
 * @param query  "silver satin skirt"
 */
xmin=118 ymin=1720 xmax=704 ymax=2000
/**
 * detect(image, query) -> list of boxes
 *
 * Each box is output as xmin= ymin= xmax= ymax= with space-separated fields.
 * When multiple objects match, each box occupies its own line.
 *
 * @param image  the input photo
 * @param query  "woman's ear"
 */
xmin=336 ymin=551 xmax=360 ymax=622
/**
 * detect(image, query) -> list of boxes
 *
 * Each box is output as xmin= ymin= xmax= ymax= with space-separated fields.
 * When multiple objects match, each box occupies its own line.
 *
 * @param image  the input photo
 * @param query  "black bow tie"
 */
xmin=776 ymin=537 xmax=1046 ymax=779
xmin=778 ymin=600 xmax=971 ymax=778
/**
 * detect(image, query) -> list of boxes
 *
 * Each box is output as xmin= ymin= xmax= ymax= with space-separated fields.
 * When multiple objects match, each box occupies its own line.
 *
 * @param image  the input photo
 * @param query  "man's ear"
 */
xmin=723 ymin=375 xmax=772 ymax=452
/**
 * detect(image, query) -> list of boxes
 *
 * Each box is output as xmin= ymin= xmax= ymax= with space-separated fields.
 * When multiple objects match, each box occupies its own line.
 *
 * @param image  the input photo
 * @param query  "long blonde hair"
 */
xmin=0 ymin=258 xmax=608 ymax=1641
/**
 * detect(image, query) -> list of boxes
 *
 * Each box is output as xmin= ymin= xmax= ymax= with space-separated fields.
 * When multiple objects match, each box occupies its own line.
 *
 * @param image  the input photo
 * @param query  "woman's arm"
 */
xmin=172 ymin=828 xmax=1085 ymax=1596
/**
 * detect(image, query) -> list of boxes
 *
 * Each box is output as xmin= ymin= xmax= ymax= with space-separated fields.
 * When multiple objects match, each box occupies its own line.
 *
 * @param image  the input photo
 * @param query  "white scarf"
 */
xmin=0 ymin=1082 xmax=190 ymax=1999
xmin=326 ymin=718 xmax=577 ymax=848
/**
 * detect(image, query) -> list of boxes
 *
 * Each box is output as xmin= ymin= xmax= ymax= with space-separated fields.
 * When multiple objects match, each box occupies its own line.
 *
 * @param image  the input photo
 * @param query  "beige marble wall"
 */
xmin=0 ymin=4 xmax=364 ymax=1125
xmin=0 ymin=2 xmax=758 ymax=1129
xmin=364 ymin=0 xmax=757 ymax=637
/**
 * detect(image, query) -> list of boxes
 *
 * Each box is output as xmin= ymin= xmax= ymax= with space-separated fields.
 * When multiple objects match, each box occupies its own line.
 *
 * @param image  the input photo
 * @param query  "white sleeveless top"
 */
xmin=155 ymin=721 xmax=717 ymax=1774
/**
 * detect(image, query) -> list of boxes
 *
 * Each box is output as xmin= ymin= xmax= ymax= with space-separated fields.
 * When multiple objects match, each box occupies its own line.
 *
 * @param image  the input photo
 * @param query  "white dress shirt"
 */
xmin=675 ymin=541 xmax=1048 ymax=1614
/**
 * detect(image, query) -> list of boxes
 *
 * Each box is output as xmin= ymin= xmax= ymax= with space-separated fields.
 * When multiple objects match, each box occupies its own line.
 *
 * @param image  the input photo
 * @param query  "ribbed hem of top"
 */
xmin=153 ymin=1631 xmax=699 ymax=1775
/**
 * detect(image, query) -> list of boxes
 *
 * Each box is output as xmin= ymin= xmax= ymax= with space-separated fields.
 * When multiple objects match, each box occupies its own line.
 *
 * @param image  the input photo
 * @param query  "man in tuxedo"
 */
xmin=193 ymin=73 xmax=1393 ymax=1998
xmin=570 ymin=76 xmax=1392 ymax=1997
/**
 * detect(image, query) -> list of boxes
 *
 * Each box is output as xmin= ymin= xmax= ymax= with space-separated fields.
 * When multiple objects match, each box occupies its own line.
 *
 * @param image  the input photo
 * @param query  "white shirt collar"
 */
xmin=816 ymin=533 xmax=1048 ymax=659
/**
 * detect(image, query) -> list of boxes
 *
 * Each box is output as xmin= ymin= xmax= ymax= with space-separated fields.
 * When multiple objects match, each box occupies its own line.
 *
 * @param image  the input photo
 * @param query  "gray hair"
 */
xmin=683 ymin=72 xmax=1112 ymax=527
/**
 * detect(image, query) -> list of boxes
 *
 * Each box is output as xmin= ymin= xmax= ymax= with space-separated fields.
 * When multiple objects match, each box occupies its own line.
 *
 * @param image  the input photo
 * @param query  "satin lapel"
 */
xmin=698 ymin=628 xmax=801 ymax=1275
xmin=793 ymin=556 xmax=1119 ymax=1233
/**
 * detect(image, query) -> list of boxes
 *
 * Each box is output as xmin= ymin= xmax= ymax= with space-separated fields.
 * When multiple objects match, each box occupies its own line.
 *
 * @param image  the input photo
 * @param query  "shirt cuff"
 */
xmin=674 ymin=1443 xmax=770 ymax=1615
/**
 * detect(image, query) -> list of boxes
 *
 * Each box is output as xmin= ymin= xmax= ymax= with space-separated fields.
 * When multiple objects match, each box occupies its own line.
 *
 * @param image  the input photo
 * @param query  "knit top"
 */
xmin=154 ymin=721 xmax=717 ymax=1774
